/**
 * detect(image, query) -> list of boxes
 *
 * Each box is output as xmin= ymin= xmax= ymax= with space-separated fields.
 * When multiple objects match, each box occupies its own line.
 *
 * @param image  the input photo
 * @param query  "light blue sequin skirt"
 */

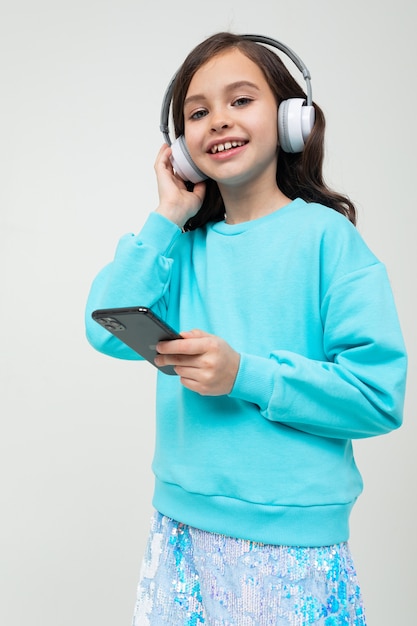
xmin=132 ymin=511 xmax=366 ymax=625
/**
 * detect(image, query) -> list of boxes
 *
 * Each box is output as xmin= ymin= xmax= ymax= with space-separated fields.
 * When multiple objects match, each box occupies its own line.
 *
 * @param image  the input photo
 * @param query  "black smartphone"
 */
xmin=91 ymin=306 xmax=182 ymax=375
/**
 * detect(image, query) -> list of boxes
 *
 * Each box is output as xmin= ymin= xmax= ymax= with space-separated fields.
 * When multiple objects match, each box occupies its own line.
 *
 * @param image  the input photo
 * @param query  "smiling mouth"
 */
xmin=209 ymin=140 xmax=247 ymax=154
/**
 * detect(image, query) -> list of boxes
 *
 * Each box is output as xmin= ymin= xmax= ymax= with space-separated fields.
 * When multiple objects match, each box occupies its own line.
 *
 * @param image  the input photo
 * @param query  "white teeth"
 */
xmin=210 ymin=141 xmax=245 ymax=154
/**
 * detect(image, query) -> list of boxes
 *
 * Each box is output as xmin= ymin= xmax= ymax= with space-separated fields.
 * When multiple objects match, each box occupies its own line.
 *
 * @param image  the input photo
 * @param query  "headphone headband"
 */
xmin=239 ymin=35 xmax=313 ymax=106
xmin=160 ymin=34 xmax=313 ymax=146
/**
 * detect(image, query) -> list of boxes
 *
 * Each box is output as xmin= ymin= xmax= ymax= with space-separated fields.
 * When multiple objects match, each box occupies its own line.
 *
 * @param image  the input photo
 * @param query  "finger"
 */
xmin=156 ymin=338 xmax=186 ymax=355
xmin=154 ymin=144 xmax=174 ymax=172
xmin=154 ymin=143 xmax=168 ymax=164
xmin=154 ymin=354 xmax=200 ymax=370
xmin=156 ymin=331 xmax=209 ymax=355
xmin=178 ymin=376 xmax=202 ymax=393
xmin=177 ymin=370 xmax=217 ymax=396
xmin=180 ymin=329 xmax=208 ymax=339
xmin=156 ymin=340 xmax=207 ymax=358
xmin=157 ymin=160 xmax=173 ymax=179
xmin=190 ymin=181 xmax=207 ymax=203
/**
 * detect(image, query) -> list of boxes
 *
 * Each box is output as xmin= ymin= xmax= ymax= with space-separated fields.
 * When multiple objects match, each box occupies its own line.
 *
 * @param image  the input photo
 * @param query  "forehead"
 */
xmin=186 ymin=48 xmax=269 ymax=95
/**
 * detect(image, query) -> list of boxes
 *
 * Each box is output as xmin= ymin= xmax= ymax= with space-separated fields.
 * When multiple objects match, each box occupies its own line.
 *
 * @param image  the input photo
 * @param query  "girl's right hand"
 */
xmin=154 ymin=143 xmax=206 ymax=228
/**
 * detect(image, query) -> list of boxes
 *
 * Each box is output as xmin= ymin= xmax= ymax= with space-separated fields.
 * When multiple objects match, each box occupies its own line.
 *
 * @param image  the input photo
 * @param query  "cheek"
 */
xmin=269 ymin=114 xmax=280 ymax=145
xmin=183 ymin=127 xmax=205 ymax=163
xmin=257 ymin=119 xmax=279 ymax=148
xmin=183 ymin=126 xmax=197 ymax=150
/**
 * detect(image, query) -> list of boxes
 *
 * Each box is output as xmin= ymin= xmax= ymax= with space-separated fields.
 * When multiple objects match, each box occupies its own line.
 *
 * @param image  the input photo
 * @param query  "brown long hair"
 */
xmin=171 ymin=32 xmax=356 ymax=230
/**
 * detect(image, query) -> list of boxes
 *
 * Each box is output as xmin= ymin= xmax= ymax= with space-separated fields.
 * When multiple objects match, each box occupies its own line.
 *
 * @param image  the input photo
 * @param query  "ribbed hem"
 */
xmin=153 ymin=479 xmax=354 ymax=547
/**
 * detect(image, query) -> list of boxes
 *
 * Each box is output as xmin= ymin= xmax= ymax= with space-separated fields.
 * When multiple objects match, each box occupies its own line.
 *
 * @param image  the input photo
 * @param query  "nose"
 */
xmin=210 ymin=108 xmax=232 ymax=132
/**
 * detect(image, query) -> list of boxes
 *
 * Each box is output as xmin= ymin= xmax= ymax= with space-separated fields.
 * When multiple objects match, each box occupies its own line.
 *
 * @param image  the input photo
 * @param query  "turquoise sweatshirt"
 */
xmin=85 ymin=198 xmax=407 ymax=547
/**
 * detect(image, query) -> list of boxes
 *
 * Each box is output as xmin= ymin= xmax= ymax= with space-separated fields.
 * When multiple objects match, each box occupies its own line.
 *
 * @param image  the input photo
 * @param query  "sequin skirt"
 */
xmin=132 ymin=511 xmax=366 ymax=625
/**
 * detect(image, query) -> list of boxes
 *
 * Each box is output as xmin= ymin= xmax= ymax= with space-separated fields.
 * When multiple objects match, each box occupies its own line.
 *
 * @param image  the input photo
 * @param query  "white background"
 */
xmin=1 ymin=1 xmax=415 ymax=624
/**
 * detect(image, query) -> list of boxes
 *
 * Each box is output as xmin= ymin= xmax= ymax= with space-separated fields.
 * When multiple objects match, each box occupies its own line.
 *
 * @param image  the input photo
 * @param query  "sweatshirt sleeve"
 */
xmin=85 ymin=212 xmax=181 ymax=359
xmin=229 ymin=262 xmax=407 ymax=439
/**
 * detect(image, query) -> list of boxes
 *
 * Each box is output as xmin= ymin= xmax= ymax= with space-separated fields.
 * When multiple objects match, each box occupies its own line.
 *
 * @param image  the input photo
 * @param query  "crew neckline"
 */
xmin=210 ymin=198 xmax=303 ymax=235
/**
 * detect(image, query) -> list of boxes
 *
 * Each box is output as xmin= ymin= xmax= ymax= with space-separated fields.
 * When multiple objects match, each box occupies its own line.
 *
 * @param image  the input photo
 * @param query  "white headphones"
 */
xmin=160 ymin=34 xmax=315 ymax=183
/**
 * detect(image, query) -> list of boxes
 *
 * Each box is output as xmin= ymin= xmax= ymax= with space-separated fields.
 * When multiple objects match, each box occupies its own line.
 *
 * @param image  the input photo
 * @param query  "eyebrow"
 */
xmin=184 ymin=80 xmax=260 ymax=108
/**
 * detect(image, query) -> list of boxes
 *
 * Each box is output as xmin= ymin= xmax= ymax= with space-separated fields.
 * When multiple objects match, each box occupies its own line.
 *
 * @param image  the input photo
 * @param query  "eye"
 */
xmin=189 ymin=109 xmax=208 ymax=120
xmin=232 ymin=97 xmax=253 ymax=107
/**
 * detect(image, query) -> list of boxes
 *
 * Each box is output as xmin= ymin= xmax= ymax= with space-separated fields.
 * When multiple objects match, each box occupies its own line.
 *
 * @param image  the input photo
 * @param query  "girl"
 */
xmin=85 ymin=32 xmax=407 ymax=625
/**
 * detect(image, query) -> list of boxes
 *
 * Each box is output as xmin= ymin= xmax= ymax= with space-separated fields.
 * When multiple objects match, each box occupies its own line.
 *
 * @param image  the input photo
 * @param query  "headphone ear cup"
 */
xmin=278 ymin=98 xmax=315 ymax=153
xmin=170 ymin=136 xmax=207 ymax=183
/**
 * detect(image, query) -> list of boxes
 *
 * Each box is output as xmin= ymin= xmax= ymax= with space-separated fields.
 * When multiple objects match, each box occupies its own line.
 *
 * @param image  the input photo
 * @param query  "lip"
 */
xmin=206 ymin=137 xmax=249 ymax=154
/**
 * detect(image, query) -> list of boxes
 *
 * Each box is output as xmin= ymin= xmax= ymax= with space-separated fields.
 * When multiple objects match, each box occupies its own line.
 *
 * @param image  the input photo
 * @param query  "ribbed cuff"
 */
xmin=133 ymin=211 xmax=182 ymax=255
xmin=228 ymin=352 xmax=278 ymax=411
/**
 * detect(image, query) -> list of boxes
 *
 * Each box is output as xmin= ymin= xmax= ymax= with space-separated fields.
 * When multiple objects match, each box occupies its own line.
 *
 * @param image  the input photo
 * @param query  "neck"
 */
xmin=221 ymin=180 xmax=291 ymax=225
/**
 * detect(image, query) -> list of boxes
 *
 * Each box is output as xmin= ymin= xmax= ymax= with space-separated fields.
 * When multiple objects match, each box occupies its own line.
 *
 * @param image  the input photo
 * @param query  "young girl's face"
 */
xmin=183 ymin=48 xmax=279 ymax=188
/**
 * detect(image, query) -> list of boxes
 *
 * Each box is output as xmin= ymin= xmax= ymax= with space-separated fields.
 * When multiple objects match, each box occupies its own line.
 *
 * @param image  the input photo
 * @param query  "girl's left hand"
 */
xmin=155 ymin=329 xmax=240 ymax=396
